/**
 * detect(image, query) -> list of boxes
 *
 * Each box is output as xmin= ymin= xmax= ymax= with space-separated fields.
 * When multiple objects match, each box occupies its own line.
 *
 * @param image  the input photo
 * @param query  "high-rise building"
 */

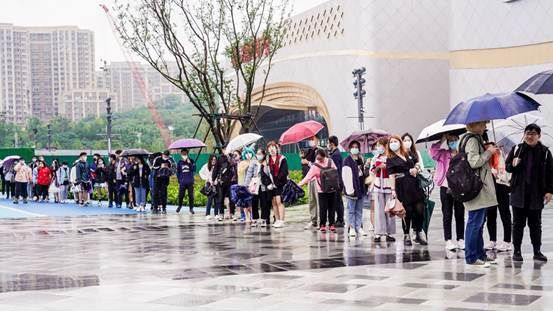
xmin=59 ymin=89 xmax=116 ymax=122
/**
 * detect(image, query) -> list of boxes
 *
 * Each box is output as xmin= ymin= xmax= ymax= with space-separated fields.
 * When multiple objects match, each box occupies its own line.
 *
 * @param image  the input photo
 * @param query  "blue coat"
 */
xmin=177 ymin=159 xmax=196 ymax=185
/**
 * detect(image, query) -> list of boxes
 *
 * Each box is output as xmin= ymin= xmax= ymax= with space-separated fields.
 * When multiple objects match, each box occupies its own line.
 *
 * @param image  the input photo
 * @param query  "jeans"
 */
xmin=512 ymin=207 xmax=542 ymax=254
xmin=59 ymin=185 xmax=68 ymax=202
xmin=115 ymin=180 xmax=126 ymax=207
xmin=205 ymin=196 xmax=215 ymax=216
xmin=15 ymin=182 xmax=28 ymax=200
xmin=318 ymin=192 xmax=336 ymax=227
xmin=308 ymin=180 xmax=318 ymax=225
xmin=440 ymin=187 xmax=465 ymax=241
xmin=149 ymin=173 xmax=156 ymax=208
xmin=402 ymin=201 xmax=424 ymax=234
xmin=465 ymin=208 xmax=487 ymax=264
xmin=134 ymin=186 xmax=147 ymax=206
xmin=178 ymin=183 xmax=194 ymax=210
xmin=486 ymin=184 xmax=512 ymax=243
xmin=346 ymin=197 xmax=364 ymax=231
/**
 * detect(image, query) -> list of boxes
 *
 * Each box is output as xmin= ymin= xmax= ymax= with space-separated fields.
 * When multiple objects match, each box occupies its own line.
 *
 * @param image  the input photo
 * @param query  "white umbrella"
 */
xmin=493 ymin=113 xmax=553 ymax=154
xmin=226 ymin=133 xmax=263 ymax=153
xmin=416 ymin=119 xmax=466 ymax=143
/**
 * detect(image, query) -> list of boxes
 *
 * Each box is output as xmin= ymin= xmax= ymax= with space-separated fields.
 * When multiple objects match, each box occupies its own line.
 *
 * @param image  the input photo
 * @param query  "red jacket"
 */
xmin=37 ymin=167 xmax=52 ymax=186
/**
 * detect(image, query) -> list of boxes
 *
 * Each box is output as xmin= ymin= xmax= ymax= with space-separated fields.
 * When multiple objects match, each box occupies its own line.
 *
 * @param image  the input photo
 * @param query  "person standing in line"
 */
xmin=106 ymin=155 xmax=117 ymax=208
xmin=341 ymin=140 xmax=366 ymax=238
xmin=245 ymin=148 xmax=274 ymax=227
xmin=3 ymin=161 xmax=16 ymax=200
xmin=27 ymin=156 xmax=38 ymax=199
xmin=212 ymin=149 xmax=234 ymax=221
xmin=114 ymin=150 xmax=128 ymax=209
xmin=0 ymin=162 xmax=5 ymax=198
xmin=298 ymin=148 xmax=337 ymax=232
xmin=386 ymin=136 xmax=427 ymax=246
xmin=154 ymin=150 xmax=173 ymax=214
xmin=199 ymin=154 xmax=217 ymax=220
xmin=328 ymin=135 xmax=345 ymax=227
xmin=93 ymin=158 xmax=107 ymax=206
xmin=129 ymin=157 xmax=150 ymax=212
xmin=402 ymin=133 xmax=425 ymax=171
xmin=13 ymin=159 xmax=32 ymax=204
xmin=36 ymin=160 xmax=52 ymax=202
xmin=229 ymin=150 xmax=241 ymax=221
xmin=176 ymin=148 xmax=196 ymax=214
xmin=49 ymin=160 xmax=61 ymax=203
xmin=431 ymin=133 xmax=465 ymax=251
xmin=57 ymin=161 xmax=71 ymax=204
xmin=302 ymin=135 xmax=320 ymax=230
xmin=370 ymin=137 xmax=395 ymax=241
xmin=461 ymin=121 xmax=498 ymax=267
xmin=75 ymin=152 xmax=91 ymax=206
xmin=268 ymin=141 xmax=289 ymax=228
xmin=237 ymin=147 xmax=255 ymax=224
xmin=484 ymin=141 xmax=512 ymax=252
xmin=506 ymin=124 xmax=553 ymax=262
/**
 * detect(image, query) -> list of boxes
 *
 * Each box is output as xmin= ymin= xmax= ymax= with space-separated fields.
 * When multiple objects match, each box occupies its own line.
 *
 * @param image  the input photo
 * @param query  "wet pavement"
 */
xmin=1 ymin=204 xmax=553 ymax=310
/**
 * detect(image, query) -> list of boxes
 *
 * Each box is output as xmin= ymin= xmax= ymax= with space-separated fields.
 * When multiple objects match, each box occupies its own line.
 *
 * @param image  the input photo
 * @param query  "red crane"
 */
xmin=100 ymin=4 xmax=172 ymax=147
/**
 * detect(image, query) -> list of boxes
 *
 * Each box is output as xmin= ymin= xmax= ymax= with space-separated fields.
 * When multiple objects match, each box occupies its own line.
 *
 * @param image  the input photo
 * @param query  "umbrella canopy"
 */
xmin=279 ymin=120 xmax=324 ymax=145
xmin=416 ymin=119 xmax=466 ymax=143
xmin=1 ymin=155 xmax=20 ymax=168
xmin=492 ymin=113 xmax=553 ymax=154
xmin=444 ymin=92 xmax=540 ymax=125
xmin=340 ymin=129 xmax=389 ymax=153
xmin=516 ymin=70 xmax=553 ymax=94
xmin=121 ymin=149 xmax=150 ymax=157
xmin=169 ymin=138 xmax=206 ymax=150
xmin=226 ymin=133 xmax=262 ymax=153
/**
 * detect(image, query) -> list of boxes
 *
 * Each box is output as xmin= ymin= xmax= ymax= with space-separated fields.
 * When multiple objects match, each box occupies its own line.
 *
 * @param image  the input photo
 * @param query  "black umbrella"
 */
xmin=516 ymin=70 xmax=553 ymax=94
xmin=121 ymin=149 xmax=150 ymax=157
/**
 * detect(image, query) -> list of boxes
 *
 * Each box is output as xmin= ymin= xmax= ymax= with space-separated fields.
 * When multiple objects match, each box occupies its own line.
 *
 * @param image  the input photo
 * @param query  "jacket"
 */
xmin=129 ymin=164 xmax=151 ymax=188
xmin=56 ymin=166 xmax=70 ymax=185
xmin=269 ymin=154 xmax=289 ymax=187
xmin=462 ymin=133 xmax=497 ymax=211
xmin=37 ymin=167 xmax=52 ymax=186
xmin=342 ymin=155 xmax=365 ymax=199
xmin=430 ymin=140 xmax=452 ymax=188
xmin=244 ymin=160 xmax=272 ymax=192
xmin=76 ymin=160 xmax=90 ymax=183
xmin=300 ymin=157 xmax=336 ymax=193
xmin=506 ymin=142 xmax=553 ymax=210
xmin=106 ymin=163 xmax=117 ymax=184
xmin=176 ymin=158 xmax=196 ymax=185
xmin=14 ymin=163 xmax=32 ymax=183
xmin=329 ymin=148 xmax=344 ymax=189
xmin=94 ymin=166 xmax=106 ymax=183
xmin=212 ymin=155 xmax=234 ymax=186
xmin=199 ymin=164 xmax=213 ymax=183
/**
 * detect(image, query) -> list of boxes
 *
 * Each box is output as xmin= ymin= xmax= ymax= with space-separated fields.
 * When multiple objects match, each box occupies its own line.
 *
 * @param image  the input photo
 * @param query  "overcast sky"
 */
xmin=0 ymin=0 xmax=327 ymax=68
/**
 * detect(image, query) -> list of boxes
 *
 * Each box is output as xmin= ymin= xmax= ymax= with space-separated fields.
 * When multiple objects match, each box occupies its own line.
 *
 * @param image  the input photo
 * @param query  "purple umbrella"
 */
xmin=169 ymin=138 xmax=206 ymax=150
xmin=340 ymin=129 xmax=389 ymax=153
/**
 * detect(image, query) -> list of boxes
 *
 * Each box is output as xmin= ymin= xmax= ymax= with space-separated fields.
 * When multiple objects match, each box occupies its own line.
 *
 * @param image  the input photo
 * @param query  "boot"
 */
xmin=534 ymin=252 xmax=548 ymax=262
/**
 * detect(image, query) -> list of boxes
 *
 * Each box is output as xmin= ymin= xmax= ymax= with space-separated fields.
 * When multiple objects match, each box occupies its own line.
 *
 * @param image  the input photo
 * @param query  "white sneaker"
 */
xmin=457 ymin=239 xmax=465 ymax=250
xmin=349 ymin=228 xmax=357 ymax=237
xmin=367 ymin=223 xmax=375 ymax=232
xmin=304 ymin=222 xmax=313 ymax=230
xmin=445 ymin=240 xmax=457 ymax=251
xmin=251 ymin=220 xmax=258 ymax=227
xmin=358 ymin=228 xmax=368 ymax=236
xmin=260 ymin=220 xmax=267 ymax=227
xmin=496 ymin=241 xmax=512 ymax=252
xmin=273 ymin=220 xmax=284 ymax=228
xmin=206 ymin=215 xmax=212 ymax=221
xmin=467 ymin=259 xmax=490 ymax=268
xmin=485 ymin=241 xmax=497 ymax=250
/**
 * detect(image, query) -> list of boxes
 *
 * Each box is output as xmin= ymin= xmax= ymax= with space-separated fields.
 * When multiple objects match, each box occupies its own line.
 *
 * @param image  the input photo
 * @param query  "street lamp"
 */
xmin=352 ymin=67 xmax=367 ymax=130
xmin=106 ymin=97 xmax=113 ymax=154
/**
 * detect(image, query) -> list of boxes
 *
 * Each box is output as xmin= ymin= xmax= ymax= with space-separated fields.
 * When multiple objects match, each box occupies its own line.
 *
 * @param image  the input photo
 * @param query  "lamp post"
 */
xmin=47 ymin=124 xmax=52 ymax=151
xmin=352 ymin=67 xmax=367 ymax=131
xmin=106 ymin=97 xmax=112 ymax=154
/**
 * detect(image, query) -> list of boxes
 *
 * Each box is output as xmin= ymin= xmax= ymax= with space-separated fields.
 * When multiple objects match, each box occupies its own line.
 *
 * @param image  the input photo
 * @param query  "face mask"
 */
xmin=448 ymin=141 xmax=458 ymax=150
xmin=350 ymin=148 xmax=359 ymax=155
xmin=181 ymin=155 xmax=188 ymax=160
xmin=245 ymin=153 xmax=253 ymax=160
xmin=390 ymin=142 xmax=401 ymax=152
xmin=308 ymin=140 xmax=316 ymax=148
xmin=374 ymin=146 xmax=384 ymax=155
xmin=316 ymin=157 xmax=323 ymax=162
xmin=269 ymin=147 xmax=277 ymax=155
xmin=403 ymin=140 xmax=412 ymax=149
xmin=256 ymin=154 xmax=264 ymax=161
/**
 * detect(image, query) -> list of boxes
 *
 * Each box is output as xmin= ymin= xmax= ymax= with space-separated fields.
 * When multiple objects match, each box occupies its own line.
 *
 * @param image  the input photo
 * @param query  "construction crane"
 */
xmin=100 ymin=4 xmax=172 ymax=147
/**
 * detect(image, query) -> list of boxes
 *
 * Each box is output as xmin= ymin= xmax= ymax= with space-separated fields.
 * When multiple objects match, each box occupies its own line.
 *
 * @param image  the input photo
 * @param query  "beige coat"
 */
xmin=463 ymin=133 xmax=498 ymax=211
xmin=14 ymin=163 xmax=32 ymax=183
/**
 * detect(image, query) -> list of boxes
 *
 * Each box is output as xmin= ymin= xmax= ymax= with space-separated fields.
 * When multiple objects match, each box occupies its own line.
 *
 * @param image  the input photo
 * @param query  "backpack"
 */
xmin=314 ymin=159 xmax=340 ymax=193
xmin=446 ymin=134 xmax=484 ymax=202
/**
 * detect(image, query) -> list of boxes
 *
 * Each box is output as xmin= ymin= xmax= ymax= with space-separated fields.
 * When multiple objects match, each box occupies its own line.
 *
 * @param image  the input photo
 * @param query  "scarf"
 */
xmin=269 ymin=154 xmax=281 ymax=177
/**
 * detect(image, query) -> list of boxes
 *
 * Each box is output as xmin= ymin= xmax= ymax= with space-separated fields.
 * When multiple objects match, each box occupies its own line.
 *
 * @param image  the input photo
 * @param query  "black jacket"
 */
xmin=106 ymin=163 xmax=117 ymax=184
xmin=212 ymin=155 xmax=234 ymax=186
xmin=506 ymin=142 xmax=553 ymax=210
xmin=128 ymin=164 xmax=151 ymax=188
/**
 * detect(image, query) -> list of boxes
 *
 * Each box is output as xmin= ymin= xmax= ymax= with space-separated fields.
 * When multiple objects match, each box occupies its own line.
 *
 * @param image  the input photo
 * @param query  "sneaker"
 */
xmin=319 ymin=225 xmax=327 ymax=233
xmin=251 ymin=220 xmax=258 ymax=227
xmin=217 ymin=215 xmax=223 ymax=222
xmin=386 ymin=235 xmax=396 ymax=242
xmin=329 ymin=225 xmax=336 ymax=233
xmin=485 ymin=241 xmax=497 ymax=250
xmin=414 ymin=233 xmax=428 ymax=246
xmin=496 ymin=241 xmax=512 ymax=252
xmin=304 ymin=222 xmax=313 ymax=230
xmin=513 ymin=251 xmax=523 ymax=262
xmin=404 ymin=234 xmax=412 ymax=246
xmin=335 ymin=221 xmax=345 ymax=228
xmin=534 ymin=252 xmax=548 ymax=262
xmin=374 ymin=235 xmax=381 ymax=242
xmin=260 ymin=220 xmax=267 ymax=227
xmin=482 ymin=256 xmax=498 ymax=264
xmin=457 ymin=239 xmax=465 ymax=250
xmin=23 ymin=199 xmax=28 ymax=204
xmin=358 ymin=228 xmax=368 ymax=236
xmin=273 ymin=220 xmax=284 ymax=228
xmin=206 ymin=215 xmax=212 ymax=221
xmin=348 ymin=228 xmax=357 ymax=237
xmin=232 ymin=215 xmax=238 ymax=222
xmin=189 ymin=208 xmax=195 ymax=215
xmin=445 ymin=240 xmax=457 ymax=251
xmin=467 ymin=259 xmax=491 ymax=268
xmin=176 ymin=206 xmax=182 ymax=213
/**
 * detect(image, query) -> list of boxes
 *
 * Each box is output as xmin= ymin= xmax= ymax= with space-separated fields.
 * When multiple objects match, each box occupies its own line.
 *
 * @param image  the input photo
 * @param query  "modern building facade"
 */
xmin=59 ymin=89 xmax=116 ymax=122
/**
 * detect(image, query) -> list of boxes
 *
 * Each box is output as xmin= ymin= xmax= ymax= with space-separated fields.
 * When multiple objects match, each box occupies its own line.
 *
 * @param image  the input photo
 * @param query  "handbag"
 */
xmin=385 ymin=198 xmax=406 ymax=218
xmin=248 ymin=177 xmax=261 ymax=195
xmin=364 ymin=173 xmax=375 ymax=186
xmin=200 ymin=183 xmax=216 ymax=197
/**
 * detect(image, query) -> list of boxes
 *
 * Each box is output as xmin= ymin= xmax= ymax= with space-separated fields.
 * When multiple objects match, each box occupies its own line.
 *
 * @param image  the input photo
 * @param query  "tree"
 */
xmin=112 ymin=0 xmax=291 ymax=150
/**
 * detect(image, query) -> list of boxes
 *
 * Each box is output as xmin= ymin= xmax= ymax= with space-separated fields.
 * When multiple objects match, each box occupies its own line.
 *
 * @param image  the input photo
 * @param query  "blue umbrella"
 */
xmin=444 ymin=92 xmax=540 ymax=125
xmin=516 ymin=70 xmax=553 ymax=94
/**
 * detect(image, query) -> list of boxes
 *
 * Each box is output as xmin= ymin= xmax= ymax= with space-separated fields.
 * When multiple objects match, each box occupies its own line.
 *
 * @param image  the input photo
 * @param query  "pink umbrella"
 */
xmin=169 ymin=138 xmax=206 ymax=150
xmin=340 ymin=129 xmax=389 ymax=153
xmin=279 ymin=120 xmax=325 ymax=145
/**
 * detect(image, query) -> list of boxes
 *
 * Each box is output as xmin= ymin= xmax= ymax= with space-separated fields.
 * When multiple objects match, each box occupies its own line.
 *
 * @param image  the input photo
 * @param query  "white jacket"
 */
xmin=199 ymin=164 xmax=212 ymax=182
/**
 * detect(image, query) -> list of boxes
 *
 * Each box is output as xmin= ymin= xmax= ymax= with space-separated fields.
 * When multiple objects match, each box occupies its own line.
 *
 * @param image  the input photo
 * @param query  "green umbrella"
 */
xmin=423 ymin=199 xmax=435 ymax=238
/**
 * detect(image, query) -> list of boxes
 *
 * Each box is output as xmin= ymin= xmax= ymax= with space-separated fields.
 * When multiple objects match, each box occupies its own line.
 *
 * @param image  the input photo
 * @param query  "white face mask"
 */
xmin=245 ymin=153 xmax=253 ymax=160
xmin=403 ymin=140 xmax=412 ymax=149
xmin=390 ymin=142 xmax=401 ymax=152
xmin=308 ymin=140 xmax=316 ymax=148
xmin=269 ymin=147 xmax=277 ymax=155
xmin=374 ymin=146 xmax=385 ymax=155
xmin=350 ymin=148 xmax=359 ymax=155
xmin=256 ymin=154 xmax=264 ymax=161
xmin=181 ymin=155 xmax=188 ymax=160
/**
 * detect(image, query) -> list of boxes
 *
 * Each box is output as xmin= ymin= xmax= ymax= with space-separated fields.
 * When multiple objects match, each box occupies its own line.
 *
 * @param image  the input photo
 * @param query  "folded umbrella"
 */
xmin=279 ymin=120 xmax=324 ymax=145
xmin=516 ymin=70 xmax=553 ymax=94
xmin=340 ymin=129 xmax=389 ymax=153
xmin=169 ymin=138 xmax=206 ymax=150
xmin=416 ymin=119 xmax=466 ymax=143
xmin=121 ymin=149 xmax=150 ymax=157
xmin=423 ymin=199 xmax=435 ymax=239
xmin=281 ymin=180 xmax=305 ymax=204
xmin=444 ymin=92 xmax=540 ymax=125
xmin=226 ymin=133 xmax=262 ymax=153
xmin=230 ymin=184 xmax=253 ymax=208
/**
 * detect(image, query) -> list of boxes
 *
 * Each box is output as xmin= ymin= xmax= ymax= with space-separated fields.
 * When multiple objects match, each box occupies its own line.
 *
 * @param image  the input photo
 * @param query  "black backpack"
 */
xmin=446 ymin=134 xmax=484 ymax=202
xmin=314 ymin=159 xmax=340 ymax=193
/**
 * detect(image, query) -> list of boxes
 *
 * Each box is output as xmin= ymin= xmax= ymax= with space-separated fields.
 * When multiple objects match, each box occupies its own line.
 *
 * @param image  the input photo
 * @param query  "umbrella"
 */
xmin=121 ymin=149 xmax=150 ymax=157
xmin=340 ymin=129 xmax=389 ymax=153
xmin=281 ymin=180 xmax=305 ymax=204
xmin=492 ymin=113 xmax=553 ymax=154
xmin=416 ymin=119 xmax=466 ymax=143
xmin=444 ymin=92 xmax=540 ymax=125
xmin=516 ymin=70 xmax=553 ymax=94
xmin=226 ymin=133 xmax=262 ymax=153
xmin=423 ymin=199 xmax=436 ymax=238
xmin=169 ymin=138 xmax=206 ymax=150
xmin=279 ymin=120 xmax=324 ymax=145
xmin=1 ymin=155 xmax=20 ymax=168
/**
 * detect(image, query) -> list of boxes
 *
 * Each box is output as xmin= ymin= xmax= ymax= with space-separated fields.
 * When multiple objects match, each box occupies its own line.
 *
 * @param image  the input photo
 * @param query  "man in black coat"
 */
xmin=328 ymin=135 xmax=345 ymax=227
xmin=212 ymin=148 xmax=235 ymax=220
xmin=506 ymin=124 xmax=553 ymax=262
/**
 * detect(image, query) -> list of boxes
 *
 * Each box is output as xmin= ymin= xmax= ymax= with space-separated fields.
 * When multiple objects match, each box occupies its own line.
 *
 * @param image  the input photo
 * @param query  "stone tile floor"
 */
xmin=1 ymin=205 xmax=553 ymax=310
